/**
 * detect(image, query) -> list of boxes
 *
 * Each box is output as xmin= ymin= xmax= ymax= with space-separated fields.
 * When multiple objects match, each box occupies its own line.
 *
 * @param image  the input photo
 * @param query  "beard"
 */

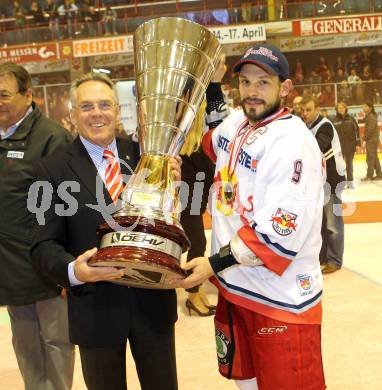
xmin=241 ymin=97 xmax=282 ymax=123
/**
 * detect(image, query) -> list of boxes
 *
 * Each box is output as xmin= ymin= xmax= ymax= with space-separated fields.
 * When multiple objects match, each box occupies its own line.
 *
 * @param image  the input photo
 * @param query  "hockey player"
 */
xmin=172 ymin=44 xmax=326 ymax=390
xmin=301 ymin=95 xmax=346 ymax=274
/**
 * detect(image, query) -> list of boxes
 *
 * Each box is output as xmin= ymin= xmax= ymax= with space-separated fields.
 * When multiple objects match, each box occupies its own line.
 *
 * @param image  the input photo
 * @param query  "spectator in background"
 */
xmin=374 ymin=0 xmax=382 ymax=11
xmin=103 ymin=5 xmax=117 ymax=35
xmin=229 ymin=7 xmax=241 ymax=24
xmin=83 ymin=5 xmax=100 ymax=37
xmin=252 ymin=2 xmax=266 ymax=20
xmin=321 ymin=69 xmax=333 ymax=84
xmin=13 ymin=0 xmax=25 ymax=28
xmin=334 ymin=68 xmax=347 ymax=83
xmin=370 ymin=47 xmax=382 ymax=79
xmin=301 ymin=95 xmax=346 ymax=274
xmin=308 ymin=70 xmax=322 ymax=87
xmin=315 ymin=56 xmax=329 ymax=81
xmin=347 ymin=52 xmax=360 ymax=76
xmin=337 ymin=80 xmax=352 ymax=104
xmin=316 ymin=1 xmax=328 ymax=15
xmin=331 ymin=102 xmax=360 ymax=188
xmin=29 ymin=0 xmax=46 ymax=41
xmin=318 ymin=84 xmax=335 ymax=108
xmin=58 ymin=0 xmax=78 ymax=38
xmin=240 ymin=2 xmax=252 ymax=22
xmin=44 ymin=0 xmax=60 ymax=40
xmin=360 ymin=65 xmax=374 ymax=103
xmin=30 ymin=1 xmax=45 ymax=26
xmin=333 ymin=55 xmax=346 ymax=75
xmin=12 ymin=0 xmax=26 ymax=43
xmin=362 ymin=102 xmax=382 ymax=181
xmin=294 ymin=72 xmax=305 ymax=85
xmin=358 ymin=48 xmax=371 ymax=72
xmin=373 ymin=87 xmax=381 ymax=104
xmin=293 ymin=58 xmax=305 ymax=80
xmin=290 ymin=95 xmax=303 ymax=117
xmin=347 ymin=68 xmax=361 ymax=104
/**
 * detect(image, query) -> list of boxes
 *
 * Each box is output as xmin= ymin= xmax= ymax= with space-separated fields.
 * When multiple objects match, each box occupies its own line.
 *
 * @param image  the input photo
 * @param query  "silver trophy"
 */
xmin=90 ymin=17 xmax=221 ymax=289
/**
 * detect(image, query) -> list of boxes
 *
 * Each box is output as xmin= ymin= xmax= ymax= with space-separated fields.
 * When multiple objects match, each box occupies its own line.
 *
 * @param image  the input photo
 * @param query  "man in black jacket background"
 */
xmin=0 ymin=63 xmax=74 ymax=389
xmin=301 ymin=95 xmax=346 ymax=274
xmin=331 ymin=101 xmax=360 ymax=189
xmin=362 ymin=102 xmax=382 ymax=181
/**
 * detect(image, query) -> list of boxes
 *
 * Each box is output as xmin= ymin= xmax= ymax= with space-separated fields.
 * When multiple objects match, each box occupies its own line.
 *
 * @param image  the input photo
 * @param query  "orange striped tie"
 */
xmin=103 ymin=150 xmax=124 ymax=204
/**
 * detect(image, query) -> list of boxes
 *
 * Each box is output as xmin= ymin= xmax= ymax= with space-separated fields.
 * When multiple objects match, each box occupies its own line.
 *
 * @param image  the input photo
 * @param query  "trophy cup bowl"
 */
xmin=89 ymin=17 xmax=221 ymax=289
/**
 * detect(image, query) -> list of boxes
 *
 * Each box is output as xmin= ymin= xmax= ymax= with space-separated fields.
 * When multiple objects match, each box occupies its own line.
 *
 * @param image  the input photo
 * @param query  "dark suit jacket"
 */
xmin=31 ymin=136 xmax=177 ymax=347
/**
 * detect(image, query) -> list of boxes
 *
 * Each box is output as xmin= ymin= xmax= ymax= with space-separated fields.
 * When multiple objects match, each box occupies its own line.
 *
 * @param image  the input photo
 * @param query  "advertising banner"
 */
xmin=23 ymin=59 xmax=70 ymax=74
xmin=281 ymin=31 xmax=382 ymax=52
xmin=209 ymin=23 xmax=266 ymax=44
xmin=293 ymin=15 xmax=382 ymax=36
xmin=73 ymin=36 xmax=134 ymax=58
xmin=0 ymin=43 xmax=58 ymax=64
xmin=89 ymin=52 xmax=135 ymax=67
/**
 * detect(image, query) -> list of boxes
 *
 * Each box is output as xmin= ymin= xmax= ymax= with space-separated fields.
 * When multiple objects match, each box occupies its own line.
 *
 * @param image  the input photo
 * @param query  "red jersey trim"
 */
xmin=238 ymin=225 xmax=291 ymax=276
xmin=202 ymin=129 xmax=217 ymax=163
xmin=210 ymin=277 xmax=322 ymax=325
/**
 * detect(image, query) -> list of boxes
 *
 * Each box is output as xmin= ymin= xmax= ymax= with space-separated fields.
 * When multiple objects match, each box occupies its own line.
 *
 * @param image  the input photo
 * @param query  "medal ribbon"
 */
xmin=227 ymin=107 xmax=289 ymax=178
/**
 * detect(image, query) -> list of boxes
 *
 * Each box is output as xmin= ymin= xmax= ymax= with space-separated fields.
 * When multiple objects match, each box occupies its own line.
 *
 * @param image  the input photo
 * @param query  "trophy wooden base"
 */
xmin=89 ymin=215 xmax=189 ymax=289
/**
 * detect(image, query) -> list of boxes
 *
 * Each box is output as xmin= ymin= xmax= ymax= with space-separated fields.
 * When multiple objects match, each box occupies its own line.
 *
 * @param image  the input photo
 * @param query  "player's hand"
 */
xmin=170 ymin=156 xmax=182 ymax=182
xmin=74 ymin=248 xmax=124 ymax=283
xmin=171 ymin=257 xmax=214 ymax=289
xmin=211 ymin=53 xmax=227 ymax=83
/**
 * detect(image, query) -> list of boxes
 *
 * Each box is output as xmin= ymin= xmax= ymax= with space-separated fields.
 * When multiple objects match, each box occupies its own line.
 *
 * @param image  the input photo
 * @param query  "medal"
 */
xmin=223 ymin=180 xmax=236 ymax=203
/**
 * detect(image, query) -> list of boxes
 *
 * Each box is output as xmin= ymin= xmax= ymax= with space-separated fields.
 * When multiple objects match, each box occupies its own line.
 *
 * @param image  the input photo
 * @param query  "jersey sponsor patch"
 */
xmin=7 ymin=151 xmax=24 ymax=159
xmin=215 ymin=329 xmax=230 ymax=366
xmin=270 ymin=208 xmax=298 ymax=236
xmin=296 ymin=274 xmax=314 ymax=296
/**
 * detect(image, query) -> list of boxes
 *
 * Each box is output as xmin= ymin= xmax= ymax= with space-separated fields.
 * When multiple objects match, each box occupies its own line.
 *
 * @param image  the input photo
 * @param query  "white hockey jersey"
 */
xmin=203 ymin=107 xmax=325 ymax=324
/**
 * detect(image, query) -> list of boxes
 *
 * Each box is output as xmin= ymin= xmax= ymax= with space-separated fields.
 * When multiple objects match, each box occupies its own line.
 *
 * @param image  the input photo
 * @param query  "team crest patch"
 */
xmin=296 ymin=274 xmax=314 ymax=296
xmin=215 ymin=329 xmax=230 ymax=366
xmin=270 ymin=208 xmax=298 ymax=236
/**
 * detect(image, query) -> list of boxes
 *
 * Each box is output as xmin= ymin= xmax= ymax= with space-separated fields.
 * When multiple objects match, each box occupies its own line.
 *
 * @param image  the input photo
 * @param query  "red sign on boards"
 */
xmin=293 ymin=15 xmax=382 ymax=36
xmin=0 ymin=43 xmax=58 ymax=64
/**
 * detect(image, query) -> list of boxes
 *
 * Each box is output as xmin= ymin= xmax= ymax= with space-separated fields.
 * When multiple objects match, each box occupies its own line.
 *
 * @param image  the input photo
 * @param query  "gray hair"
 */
xmin=69 ymin=72 xmax=119 ymax=108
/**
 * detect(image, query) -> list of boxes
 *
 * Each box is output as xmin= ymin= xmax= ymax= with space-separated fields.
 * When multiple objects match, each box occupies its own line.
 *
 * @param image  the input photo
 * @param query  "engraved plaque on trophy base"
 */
xmin=89 ymin=215 xmax=188 ymax=289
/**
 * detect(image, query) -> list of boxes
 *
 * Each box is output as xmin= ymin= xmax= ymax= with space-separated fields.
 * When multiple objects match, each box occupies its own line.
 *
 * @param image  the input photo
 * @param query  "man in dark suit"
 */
xmin=31 ymin=72 xmax=180 ymax=390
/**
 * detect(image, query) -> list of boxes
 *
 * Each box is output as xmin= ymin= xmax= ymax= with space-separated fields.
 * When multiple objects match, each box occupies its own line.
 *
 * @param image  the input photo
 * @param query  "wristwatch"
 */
xmin=209 ymin=242 xmax=238 ymax=274
xmin=219 ymin=243 xmax=232 ymax=259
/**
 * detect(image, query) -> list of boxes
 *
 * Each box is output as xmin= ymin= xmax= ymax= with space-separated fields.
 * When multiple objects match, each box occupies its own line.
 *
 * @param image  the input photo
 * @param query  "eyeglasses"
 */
xmin=75 ymin=100 xmax=116 ymax=112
